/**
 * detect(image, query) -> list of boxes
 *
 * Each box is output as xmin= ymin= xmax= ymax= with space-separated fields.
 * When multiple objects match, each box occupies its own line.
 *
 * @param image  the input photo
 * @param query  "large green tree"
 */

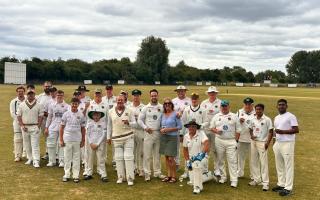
xmin=136 ymin=36 xmax=170 ymax=83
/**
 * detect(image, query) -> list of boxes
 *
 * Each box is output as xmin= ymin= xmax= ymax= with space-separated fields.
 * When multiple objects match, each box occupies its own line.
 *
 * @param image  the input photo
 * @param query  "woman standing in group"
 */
xmin=159 ymin=98 xmax=182 ymax=183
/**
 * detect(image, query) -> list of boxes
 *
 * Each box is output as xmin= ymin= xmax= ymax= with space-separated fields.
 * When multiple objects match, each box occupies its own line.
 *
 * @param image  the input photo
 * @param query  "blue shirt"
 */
xmin=160 ymin=111 xmax=182 ymax=136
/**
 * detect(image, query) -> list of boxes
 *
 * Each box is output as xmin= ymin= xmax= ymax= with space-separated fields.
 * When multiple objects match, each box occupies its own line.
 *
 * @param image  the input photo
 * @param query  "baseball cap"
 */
xmin=243 ymin=97 xmax=254 ymax=104
xmin=94 ymin=88 xmax=102 ymax=93
xmin=206 ymin=86 xmax=219 ymax=93
xmin=105 ymin=84 xmax=113 ymax=90
xmin=77 ymin=85 xmax=89 ymax=92
xmin=131 ymin=89 xmax=142 ymax=96
xmin=174 ymin=85 xmax=188 ymax=91
xmin=221 ymin=100 xmax=229 ymax=106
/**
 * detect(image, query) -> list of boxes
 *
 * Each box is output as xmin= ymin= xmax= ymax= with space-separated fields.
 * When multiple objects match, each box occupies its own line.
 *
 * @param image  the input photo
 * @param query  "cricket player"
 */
xmin=183 ymin=121 xmax=212 ymax=194
xmin=107 ymin=95 xmax=137 ymax=186
xmin=120 ymin=90 xmax=132 ymax=106
xmin=272 ymin=99 xmax=299 ymax=196
xmin=9 ymin=85 xmax=26 ymax=162
xmin=84 ymin=89 xmax=109 ymax=176
xmin=45 ymin=90 xmax=69 ymax=167
xmin=172 ymin=85 xmax=191 ymax=169
xmin=43 ymin=87 xmax=57 ymax=115
xmin=76 ymin=85 xmax=91 ymax=104
xmin=36 ymin=81 xmax=52 ymax=160
xmin=236 ymin=97 xmax=255 ymax=178
xmin=180 ymin=92 xmax=207 ymax=179
xmin=17 ymin=88 xmax=44 ymax=168
xmin=60 ymin=98 xmax=86 ymax=183
xmin=102 ymin=84 xmax=117 ymax=109
xmin=129 ymin=89 xmax=145 ymax=176
xmin=84 ymin=109 xmax=108 ymax=182
xmin=200 ymin=86 xmax=221 ymax=175
xmin=210 ymin=100 xmax=241 ymax=187
xmin=248 ymin=103 xmax=273 ymax=191
xmin=138 ymin=89 xmax=164 ymax=181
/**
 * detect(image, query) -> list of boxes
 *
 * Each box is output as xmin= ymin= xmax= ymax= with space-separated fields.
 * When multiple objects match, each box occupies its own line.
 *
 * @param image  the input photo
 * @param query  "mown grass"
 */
xmin=0 ymin=85 xmax=319 ymax=200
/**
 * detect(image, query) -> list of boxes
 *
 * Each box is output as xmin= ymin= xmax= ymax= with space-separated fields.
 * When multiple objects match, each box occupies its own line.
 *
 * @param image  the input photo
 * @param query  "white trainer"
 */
xmin=248 ymin=180 xmax=261 ymax=186
xmin=59 ymin=161 xmax=64 ymax=168
xmin=14 ymin=157 xmax=21 ymax=162
xmin=116 ymin=178 xmax=123 ymax=184
xmin=231 ymin=181 xmax=238 ymax=188
xmin=145 ymin=174 xmax=151 ymax=181
xmin=33 ymin=162 xmax=40 ymax=168
xmin=46 ymin=162 xmax=55 ymax=167
xmin=180 ymin=171 xmax=189 ymax=179
xmin=25 ymin=159 xmax=32 ymax=165
xmin=127 ymin=178 xmax=134 ymax=186
xmin=193 ymin=186 xmax=201 ymax=194
xmin=262 ymin=185 xmax=269 ymax=191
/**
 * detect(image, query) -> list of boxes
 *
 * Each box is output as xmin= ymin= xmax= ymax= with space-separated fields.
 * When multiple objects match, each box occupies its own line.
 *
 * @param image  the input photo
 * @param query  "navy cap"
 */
xmin=132 ymin=89 xmax=142 ymax=96
xmin=243 ymin=97 xmax=254 ymax=104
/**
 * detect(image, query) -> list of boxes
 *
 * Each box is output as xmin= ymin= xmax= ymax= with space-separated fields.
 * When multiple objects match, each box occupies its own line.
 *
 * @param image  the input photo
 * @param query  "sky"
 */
xmin=0 ymin=0 xmax=320 ymax=73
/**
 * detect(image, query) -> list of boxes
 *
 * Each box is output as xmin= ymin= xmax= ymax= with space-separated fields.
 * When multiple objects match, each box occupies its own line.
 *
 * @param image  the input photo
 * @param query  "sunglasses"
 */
xmin=164 ymin=102 xmax=172 ymax=105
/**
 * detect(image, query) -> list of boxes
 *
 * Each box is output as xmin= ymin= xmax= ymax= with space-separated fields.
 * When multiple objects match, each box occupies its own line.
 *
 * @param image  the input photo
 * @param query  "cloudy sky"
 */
xmin=0 ymin=0 xmax=319 ymax=73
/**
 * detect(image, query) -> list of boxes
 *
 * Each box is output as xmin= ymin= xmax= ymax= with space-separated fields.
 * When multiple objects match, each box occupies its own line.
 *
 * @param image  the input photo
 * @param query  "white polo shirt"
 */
xmin=61 ymin=110 xmax=86 ymax=142
xmin=172 ymin=97 xmax=191 ymax=113
xmin=129 ymin=102 xmax=145 ymax=130
xmin=183 ymin=130 xmax=208 ymax=157
xmin=210 ymin=112 xmax=241 ymax=139
xmin=102 ymin=95 xmax=117 ymax=109
xmin=46 ymin=101 xmax=69 ymax=132
xmin=87 ymin=120 xmax=106 ymax=146
xmin=138 ymin=103 xmax=163 ymax=131
xmin=250 ymin=114 xmax=273 ymax=142
xmin=200 ymin=98 xmax=221 ymax=132
xmin=236 ymin=108 xmax=255 ymax=143
xmin=274 ymin=112 xmax=298 ymax=142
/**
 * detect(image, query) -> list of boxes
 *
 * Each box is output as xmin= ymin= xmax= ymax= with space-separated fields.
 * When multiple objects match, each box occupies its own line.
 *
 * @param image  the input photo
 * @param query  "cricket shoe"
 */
xmin=25 ymin=159 xmax=32 ymax=165
xmin=116 ymin=178 xmax=123 ymax=184
xmin=262 ymin=185 xmax=269 ymax=191
xmin=145 ymin=174 xmax=151 ymax=182
xmin=127 ymin=178 xmax=134 ymax=186
xmin=248 ymin=180 xmax=262 ymax=186
xmin=46 ymin=162 xmax=56 ymax=167
xmin=33 ymin=162 xmax=40 ymax=168
xmin=193 ymin=186 xmax=201 ymax=194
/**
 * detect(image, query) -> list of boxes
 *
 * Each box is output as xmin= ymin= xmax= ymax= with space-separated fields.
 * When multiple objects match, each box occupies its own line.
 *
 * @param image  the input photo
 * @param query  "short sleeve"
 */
xmin=289 ymin=114 xmax=298 ymax=127
xmin=183 ymin=135 xmax=188 ymax=147
xmin=267 ymin=118 xmax=273 ymax=130
xmin=61 ymin=112 xmax=67 ymax=125
xmin=200 ymin=131 xmax=208 ymax=143
xmin=80 ymin=114 xmax=86 ymax=127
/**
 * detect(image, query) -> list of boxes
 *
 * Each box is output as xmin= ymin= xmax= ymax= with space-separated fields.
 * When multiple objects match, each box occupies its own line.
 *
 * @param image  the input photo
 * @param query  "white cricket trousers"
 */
xmin=64 ymin=141 xmax=81 ymax=179
xmin=47 ymin=131 xmax=63 ymax=164
xmin=250 ymin=141 xmax=269 ymax=186
xmin=143 ymin=131 xmax=161 ymax=176
xmin=114 ymin=136 xmax=135 ymax=181
xmin=273 ymin=141 xmax=295 ymax=190
xmin=215 ymin=137 xmax=238 ymax=183
xmin=85 ymin=143 xmax=107 ymax=177
xmin=22 ymin=126 xmax=40 ymax=162
xmin=205 ymin=131 xmax=219 ymax=174
xmin=134 ymin=129 xmax=144 ymax=172
xmin=237 ymin=142 xmax=252 ymax=177
xmin=190 ymin=157 xmax=209 ymax=190
xmin=13 ymin=120 xmax=23 ymax=159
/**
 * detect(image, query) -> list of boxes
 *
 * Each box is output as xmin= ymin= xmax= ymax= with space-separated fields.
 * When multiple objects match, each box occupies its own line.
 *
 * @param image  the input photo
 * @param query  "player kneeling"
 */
xmin=84 ymin=109 xmax=108 ymax=182
xmin=183 ymin=121 xmax=212 ymax=194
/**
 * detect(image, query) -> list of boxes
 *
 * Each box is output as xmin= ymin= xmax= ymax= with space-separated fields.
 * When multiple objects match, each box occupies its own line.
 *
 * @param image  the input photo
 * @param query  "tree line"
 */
xmin=0 ymin=36 xmax=318 ymax=84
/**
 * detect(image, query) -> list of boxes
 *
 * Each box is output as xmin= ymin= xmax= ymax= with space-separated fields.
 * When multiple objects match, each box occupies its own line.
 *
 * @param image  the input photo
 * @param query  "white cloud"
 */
xmin=0 ymin=0 xmax=319 ymax=73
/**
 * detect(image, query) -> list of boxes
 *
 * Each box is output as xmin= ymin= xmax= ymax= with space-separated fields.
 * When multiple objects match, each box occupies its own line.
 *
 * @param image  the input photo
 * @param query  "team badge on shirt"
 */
xmin=158 ymin=108 xmax=161 ymax=112
xmin=153 ymin=115 xmax=157 ymax=120
xmin=102 ymin=106 xmax=104 ymax=109
xmin=98 ymin=125 xmax=101 ymax=128
xmin=184 ymin=102 xmax=188 ymax=105
xmin=223 ymin=125 xmax=228 ymax=130
xmin=228 ymin=117 xmax=231 ymax=120
xmin=261 ymin=123 xmax=264 ymax=125
xmin=148 ymin=109 xmax=151 ymax=112
xmin=215 ymin=105 xmax=218 ymax=108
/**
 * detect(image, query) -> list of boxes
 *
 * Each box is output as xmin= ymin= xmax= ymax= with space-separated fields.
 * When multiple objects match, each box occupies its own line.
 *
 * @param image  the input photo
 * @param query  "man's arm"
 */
xmin=80 ymin=126 xmax=85 ymax=148
xmin=275 ymin=126 xmax=299 ymax=135
xmin=183 ymin=147 xmax=190 ymax=161
xmin=59 ymin=125 xmax=65 ymax=147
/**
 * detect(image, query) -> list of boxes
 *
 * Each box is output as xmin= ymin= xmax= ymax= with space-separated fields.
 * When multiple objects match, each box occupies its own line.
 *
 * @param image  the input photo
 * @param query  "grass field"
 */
xmin=0 ymin=84 xmax=319 ymax=200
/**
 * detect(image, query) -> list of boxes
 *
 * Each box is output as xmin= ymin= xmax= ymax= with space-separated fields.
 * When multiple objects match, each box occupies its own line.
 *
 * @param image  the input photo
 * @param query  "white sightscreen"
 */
xmin=4 ymin=62 xmax=26 ymax=84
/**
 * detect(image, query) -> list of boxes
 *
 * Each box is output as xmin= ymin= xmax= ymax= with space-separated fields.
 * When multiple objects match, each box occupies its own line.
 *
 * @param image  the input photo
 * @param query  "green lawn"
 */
xmin=0 ymin=85 xmax=319 ymax=200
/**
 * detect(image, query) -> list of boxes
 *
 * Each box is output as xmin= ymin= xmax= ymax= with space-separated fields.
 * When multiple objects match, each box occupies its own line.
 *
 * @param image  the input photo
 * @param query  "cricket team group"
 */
xmin=9 ymin=81 xmax=299 ymax=196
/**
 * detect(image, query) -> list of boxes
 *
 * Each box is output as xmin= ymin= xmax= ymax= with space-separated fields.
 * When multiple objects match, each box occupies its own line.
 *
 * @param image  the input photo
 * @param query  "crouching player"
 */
xmin=60 ymin=98 xmax=86 ymax=183
xmin=84 ymin=109 xmax=108 ymax=182
xmin=183 ymin=121 xmax=213 ymax=194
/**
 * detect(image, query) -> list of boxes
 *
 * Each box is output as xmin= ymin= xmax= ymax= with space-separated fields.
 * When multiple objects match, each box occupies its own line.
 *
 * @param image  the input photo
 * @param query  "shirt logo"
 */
xmin=223 ymin=125 xmax=228 ymax=130
xmin=102 ymin=106 xmax=104 ymax=109
xmin=98 ymin=125 xmax=101 ymax=128
xmin=153 ymin=115 xmax=158 ymax=120
xmin=148 ymin=109 xmax=151 ymax=112
xmin=77 ymin=116 xmax=80 ymax=119
xmin=184 ymin=102 xmax=188 ymax=105
xmin=158 ymin=108 xmax=161 ymax=112
xmin=261 ymin=123 xmax=264 ymax=126
xmin=215 ymin=105 xmax=218 ymax=108
xmin=228 ymin=117 xmax=231 ymax=121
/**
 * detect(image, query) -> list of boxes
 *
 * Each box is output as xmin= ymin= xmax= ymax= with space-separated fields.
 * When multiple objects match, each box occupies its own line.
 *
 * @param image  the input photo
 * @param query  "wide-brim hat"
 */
xmin=88 ymin=109 xmax=105 ymax=120
xmin=77 ymin=85 xmax=90 ymax=92
xmin=174 ymin=85 xmax=188 ymax=91
xmin=206 ymin=86 xmax=219 ymax=93
xmin=184 ymin=120 xmax=201 ymax=129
